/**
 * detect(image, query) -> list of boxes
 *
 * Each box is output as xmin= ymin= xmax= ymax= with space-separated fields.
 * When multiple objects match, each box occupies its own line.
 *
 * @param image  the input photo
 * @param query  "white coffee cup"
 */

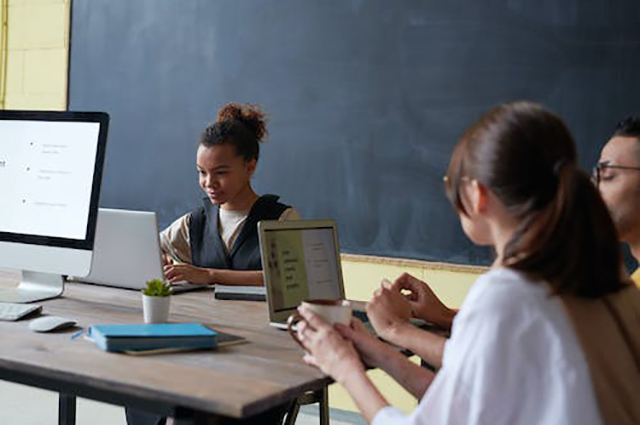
xmin=287 ymin=299 xmax=352 ymax=349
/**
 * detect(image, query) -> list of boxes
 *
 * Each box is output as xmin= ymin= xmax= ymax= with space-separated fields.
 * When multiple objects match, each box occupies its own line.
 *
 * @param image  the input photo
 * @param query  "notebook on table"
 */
xmin=87 ymin=323 xmax=245 ymax=353
xmin=69 ymin=209 xmax=207 ymax=294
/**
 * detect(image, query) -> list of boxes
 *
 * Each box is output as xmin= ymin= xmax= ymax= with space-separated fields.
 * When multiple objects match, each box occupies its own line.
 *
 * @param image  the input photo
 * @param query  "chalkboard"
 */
xmin=69 ymin=0 xmax=640 ymax=267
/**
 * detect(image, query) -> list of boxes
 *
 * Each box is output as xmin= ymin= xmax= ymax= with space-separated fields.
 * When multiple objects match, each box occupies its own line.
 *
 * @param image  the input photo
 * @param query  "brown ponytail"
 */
xmin=446 ymin=102 xmax=628 ymax=298
xmin=504 ymin=164 xmax=627 ymax=297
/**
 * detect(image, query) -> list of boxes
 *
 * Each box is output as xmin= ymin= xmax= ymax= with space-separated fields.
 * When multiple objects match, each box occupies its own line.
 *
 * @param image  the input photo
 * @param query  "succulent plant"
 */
xmin=142 ymin=278 xmax=172 ymax=297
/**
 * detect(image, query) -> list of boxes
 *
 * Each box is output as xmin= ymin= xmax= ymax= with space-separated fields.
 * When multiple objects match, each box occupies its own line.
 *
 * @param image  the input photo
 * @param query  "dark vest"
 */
xmin=189 ymin=194 xmax=290 ymax=270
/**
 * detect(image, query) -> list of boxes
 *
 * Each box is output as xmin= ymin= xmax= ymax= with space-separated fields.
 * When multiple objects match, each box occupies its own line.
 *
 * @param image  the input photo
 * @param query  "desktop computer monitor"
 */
xmin=0 ymin=110 xmax=108 ymax=303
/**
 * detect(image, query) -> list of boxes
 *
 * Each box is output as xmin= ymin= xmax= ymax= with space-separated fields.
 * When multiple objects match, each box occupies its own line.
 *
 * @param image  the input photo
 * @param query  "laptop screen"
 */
xmin=261 ymin=225 xmax=343 ymax=313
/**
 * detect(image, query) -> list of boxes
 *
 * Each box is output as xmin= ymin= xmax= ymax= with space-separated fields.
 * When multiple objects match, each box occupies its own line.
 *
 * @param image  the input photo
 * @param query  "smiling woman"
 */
xmin=126 ymin=103 xmax=300 ymax=425
xmin=158 ymin=103 xmax=299 ymax=287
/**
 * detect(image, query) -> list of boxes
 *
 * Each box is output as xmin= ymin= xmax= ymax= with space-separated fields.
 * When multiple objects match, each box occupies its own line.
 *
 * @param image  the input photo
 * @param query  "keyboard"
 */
xmin=0 ymin=302 xmax=42 ymax=321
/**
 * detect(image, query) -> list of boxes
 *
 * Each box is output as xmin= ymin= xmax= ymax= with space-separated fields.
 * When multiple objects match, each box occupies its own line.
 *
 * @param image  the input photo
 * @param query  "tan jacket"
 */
xmin=561 ymin=286 xmax=640 ymax=425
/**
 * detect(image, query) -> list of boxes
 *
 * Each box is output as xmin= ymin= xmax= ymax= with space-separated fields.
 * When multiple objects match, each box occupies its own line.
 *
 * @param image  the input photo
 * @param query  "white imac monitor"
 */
xmin=0 ymin=111 xmax=108 ymax=303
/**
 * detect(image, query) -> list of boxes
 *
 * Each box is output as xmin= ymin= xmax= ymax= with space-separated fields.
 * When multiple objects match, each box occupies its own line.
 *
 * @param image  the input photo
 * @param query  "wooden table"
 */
xmin=0 ymin=272 xmax=330 ymax=425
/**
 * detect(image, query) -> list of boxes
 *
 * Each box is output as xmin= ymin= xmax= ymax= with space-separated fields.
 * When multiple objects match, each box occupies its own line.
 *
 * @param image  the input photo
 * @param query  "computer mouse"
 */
xmin=29 ymin=316 xmax=77 ymax=333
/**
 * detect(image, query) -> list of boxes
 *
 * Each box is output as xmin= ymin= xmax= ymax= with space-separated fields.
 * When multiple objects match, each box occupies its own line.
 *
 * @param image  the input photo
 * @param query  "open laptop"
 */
xmin=69 ymin=208 xmax=206 ymax=293
xmin=258 ymin=219 xmax=369 ymax=328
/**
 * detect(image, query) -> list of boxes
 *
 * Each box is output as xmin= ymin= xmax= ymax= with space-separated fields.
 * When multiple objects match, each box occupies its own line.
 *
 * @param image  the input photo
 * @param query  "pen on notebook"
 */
xmin=70 ymin=329 xmax=84 ymax=340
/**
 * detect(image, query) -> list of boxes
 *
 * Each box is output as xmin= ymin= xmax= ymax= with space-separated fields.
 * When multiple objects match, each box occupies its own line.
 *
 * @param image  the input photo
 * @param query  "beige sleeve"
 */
xmin=278 ymin=207 xmax=301 ymax=221
xmin=159 ymin=213 xmax=192 ymax=265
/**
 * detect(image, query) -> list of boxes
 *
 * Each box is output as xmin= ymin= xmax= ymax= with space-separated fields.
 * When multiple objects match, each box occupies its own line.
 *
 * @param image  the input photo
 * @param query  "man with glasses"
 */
xmin=594 ymin=116 xmax=640 ymax=286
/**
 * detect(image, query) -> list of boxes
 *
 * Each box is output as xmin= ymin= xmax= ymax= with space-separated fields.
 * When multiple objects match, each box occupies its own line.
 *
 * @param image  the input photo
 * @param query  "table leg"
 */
xmin=173 ymin=409 xmax=210 ymax=425
xmin=59 ymin=393 xmax=76 ymax=425
xmin=283 ymin=400 xmax=300 ymax=425
xmin=318 ymin=387 xmax=329 ymax=425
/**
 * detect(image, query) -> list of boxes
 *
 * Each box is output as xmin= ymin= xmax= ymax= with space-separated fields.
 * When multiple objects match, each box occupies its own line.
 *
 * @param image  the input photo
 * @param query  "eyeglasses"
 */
xmin=592 ymin=163 xmax=640 ymax=186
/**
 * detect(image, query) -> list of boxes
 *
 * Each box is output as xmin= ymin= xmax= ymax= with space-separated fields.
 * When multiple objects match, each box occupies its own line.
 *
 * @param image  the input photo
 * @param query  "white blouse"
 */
xmin=373 ymin=268 xmax=602 ymax=425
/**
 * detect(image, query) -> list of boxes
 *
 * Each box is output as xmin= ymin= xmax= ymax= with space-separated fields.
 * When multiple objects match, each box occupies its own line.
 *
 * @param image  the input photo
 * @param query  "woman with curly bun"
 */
xmin=160 ymin=102 xmax=298 ymax=287
xmin=126 ymin=103 xmax=298 ymax=425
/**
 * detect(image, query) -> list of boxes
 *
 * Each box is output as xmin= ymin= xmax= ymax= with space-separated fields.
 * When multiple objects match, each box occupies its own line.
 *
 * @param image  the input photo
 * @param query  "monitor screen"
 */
xmin=0 ymin=111 xmax=108 ymax=249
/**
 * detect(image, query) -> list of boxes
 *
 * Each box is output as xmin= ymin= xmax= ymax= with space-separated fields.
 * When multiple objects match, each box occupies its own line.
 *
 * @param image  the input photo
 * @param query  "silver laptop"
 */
xmin=258 ymin=219 xmax=368 ymax=328
xmin=70 ymin=208 xmax=205 ymax=293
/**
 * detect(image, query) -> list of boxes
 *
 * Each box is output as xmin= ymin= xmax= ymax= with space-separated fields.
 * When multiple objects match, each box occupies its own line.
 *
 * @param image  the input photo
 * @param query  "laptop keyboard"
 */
xmin=0 ymin=302 xmax=42 ymax=321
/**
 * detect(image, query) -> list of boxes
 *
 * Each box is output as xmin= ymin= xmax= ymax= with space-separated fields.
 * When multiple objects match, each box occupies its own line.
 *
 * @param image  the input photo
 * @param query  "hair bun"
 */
xmin=216 ymin=103 xmax=267 ymax=143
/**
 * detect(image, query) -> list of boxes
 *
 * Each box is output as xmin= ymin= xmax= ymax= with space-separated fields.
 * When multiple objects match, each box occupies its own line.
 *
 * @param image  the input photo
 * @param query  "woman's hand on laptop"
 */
xmin=164 ymin=264 xmax=212 ymax=285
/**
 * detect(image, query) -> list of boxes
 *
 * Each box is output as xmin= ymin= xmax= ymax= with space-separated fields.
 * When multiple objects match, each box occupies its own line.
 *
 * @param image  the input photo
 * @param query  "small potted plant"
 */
xmin=142 ymin=279 xmax=172 ymax=323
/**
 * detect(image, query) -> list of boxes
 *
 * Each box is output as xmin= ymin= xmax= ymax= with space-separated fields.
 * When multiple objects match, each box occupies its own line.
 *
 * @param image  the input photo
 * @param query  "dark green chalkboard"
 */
xmin=69 ymin=0 xmax=640 ymax=266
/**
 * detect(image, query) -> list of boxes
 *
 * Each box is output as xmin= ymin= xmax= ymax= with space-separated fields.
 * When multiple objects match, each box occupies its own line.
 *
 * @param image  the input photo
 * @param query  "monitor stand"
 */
xmin=0 ymin=271 xmax=64 ymax=303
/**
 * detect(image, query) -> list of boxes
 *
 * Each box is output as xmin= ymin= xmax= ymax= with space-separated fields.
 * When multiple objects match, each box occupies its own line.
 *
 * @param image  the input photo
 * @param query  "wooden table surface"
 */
xmin=0 ymin=270 xmax=329 ymax=419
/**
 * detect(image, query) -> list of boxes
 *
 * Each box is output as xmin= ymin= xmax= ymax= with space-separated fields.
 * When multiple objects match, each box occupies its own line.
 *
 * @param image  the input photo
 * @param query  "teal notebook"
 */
xmin=88 ymin=323 xmax=242 ymax=352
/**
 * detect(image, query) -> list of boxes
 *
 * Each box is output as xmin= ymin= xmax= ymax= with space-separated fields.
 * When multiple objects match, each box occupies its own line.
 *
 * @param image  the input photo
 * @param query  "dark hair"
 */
xmin=445 ymin=102 xmax=628 ymax=298
xmin=200 ymin=103 xmax=268 ymax=161
xmin=613 ymin=115 xmax=640 ymax=140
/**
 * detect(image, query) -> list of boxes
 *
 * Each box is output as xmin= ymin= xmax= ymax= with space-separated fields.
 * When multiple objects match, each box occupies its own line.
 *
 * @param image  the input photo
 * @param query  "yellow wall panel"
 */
xmin=421 ymin=268 xmax=479 ymax=307
xmin=342 ymin=255 xmax=481 ymax=308
xmin=10 ymin=0 xmax=66 ymax=4
xmin=4 ymin=0 xmax=69 ymax=109
xmin=8 ymin=2 xmax=67 ymax=50
xmin=23 ymin=48 xmax=66 ymax=95
xmin=5 ymin=49 xmax=24 ymax=95
xmin=343 ymin=260 xmax=426 ymax=301
xmin=5 ymin=93 xmax=65 ymax=110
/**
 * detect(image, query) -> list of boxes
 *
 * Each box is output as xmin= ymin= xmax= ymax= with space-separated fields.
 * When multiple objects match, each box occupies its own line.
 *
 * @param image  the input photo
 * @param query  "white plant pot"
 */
xmin=142 ymin=294 xmax=171 ymax=324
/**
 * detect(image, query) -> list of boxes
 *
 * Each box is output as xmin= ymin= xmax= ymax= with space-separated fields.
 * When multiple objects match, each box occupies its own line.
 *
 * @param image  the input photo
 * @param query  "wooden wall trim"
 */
xmin=341 ymin=253 xmax=488 ymax=274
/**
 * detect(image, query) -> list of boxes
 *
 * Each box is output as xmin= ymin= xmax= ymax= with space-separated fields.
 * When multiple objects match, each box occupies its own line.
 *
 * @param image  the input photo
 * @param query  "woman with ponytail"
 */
xmin=293 ymin=102 xmax=639 ymax=424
